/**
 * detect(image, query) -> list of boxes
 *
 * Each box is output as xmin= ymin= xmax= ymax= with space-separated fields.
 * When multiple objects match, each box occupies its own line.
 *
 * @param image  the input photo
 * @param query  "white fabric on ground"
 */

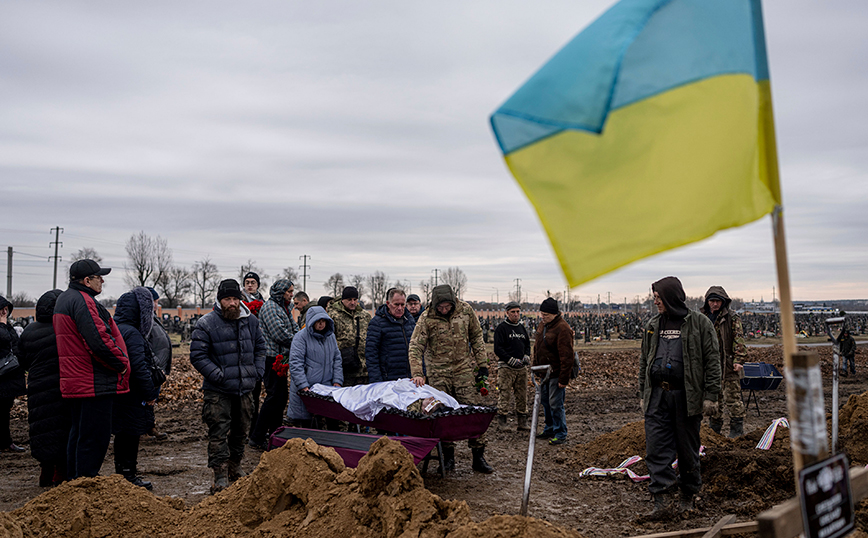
xmin=310 ymin=379 xmax=462 ymax=421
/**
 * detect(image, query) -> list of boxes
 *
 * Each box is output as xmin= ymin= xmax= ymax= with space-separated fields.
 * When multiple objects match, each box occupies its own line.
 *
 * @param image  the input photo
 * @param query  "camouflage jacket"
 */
xmin=408 ymin=300 xmax=488 ymax=378
xmin=327 ymin=300 xmax=371 ymax=367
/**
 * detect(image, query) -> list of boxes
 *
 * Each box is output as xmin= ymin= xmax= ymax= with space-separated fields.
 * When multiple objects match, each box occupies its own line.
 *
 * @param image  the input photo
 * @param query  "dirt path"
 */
xmin=2 ymin=345 xmax=866 ymax=537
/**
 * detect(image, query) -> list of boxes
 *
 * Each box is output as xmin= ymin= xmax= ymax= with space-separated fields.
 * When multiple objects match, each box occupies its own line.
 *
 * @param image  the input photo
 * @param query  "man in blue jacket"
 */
xmin=190 ymin=279 xmax=266 ymax=493
xmin=366 ymin=288 xmax=416 ymax=383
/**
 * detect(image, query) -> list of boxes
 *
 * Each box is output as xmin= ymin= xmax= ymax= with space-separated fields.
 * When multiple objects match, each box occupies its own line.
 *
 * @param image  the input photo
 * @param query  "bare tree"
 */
xmin=349 ymin=274 xmax=366 ymax=302
xmin=441 ymin=267 xmax=468 ymax=300
xmin=124 ymin=231 xmax=155 ymax=288
xmin=70 ymin=247 xmax=102 ymax=264
xmin=324 ymin=273 xmax=344 ymax=297
xmin=418 ymin=278 xmax=433 ymax=305
xmin=151 ymin=236 xmax=173 ymax=292
xmin=366 ymin=271 xmax=389 ymax=309
xmin=393 ymin=279 xmax=412 ymax=294
xmin=281 ymin=267 xmax=299 ymax=284
xmin=157 ymin=266 xmax=192 ymax=308
xmin=10 ymin=292 xmax=35 ymax=307
xmin=191 ymin=256 xmax=221 ymax=308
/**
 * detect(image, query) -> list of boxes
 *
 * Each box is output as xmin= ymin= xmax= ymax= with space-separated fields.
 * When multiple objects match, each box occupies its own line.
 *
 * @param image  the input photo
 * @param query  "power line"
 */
xmin=50 ymin=227 xmax=64 ymax=289
xmin=299 ymin=255 xmax=311 ymax=293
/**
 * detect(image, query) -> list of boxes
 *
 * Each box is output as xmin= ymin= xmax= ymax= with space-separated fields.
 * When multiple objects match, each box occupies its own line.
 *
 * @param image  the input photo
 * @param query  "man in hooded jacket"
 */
xmin=639 ymin=276 xmax=720 ymax=519
xmin=700 ymin=286 xmax=747 ymax=437
xmin=190 ymin=279 xmax=266 ymax=493
xmin=249 ymin=279 xmax=297 ymax=448
xmin=408 ymin=284 xmax=493 ymax=474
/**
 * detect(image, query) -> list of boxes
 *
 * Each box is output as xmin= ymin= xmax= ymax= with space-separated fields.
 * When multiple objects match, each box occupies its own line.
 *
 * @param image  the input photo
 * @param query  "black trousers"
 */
xmin=250 ymin=357 xmax=289 ymax=444
xmin=113 ymin=432 xmax=141 ymax=474
xmin=67 ymin=396 xmax=113 ymax=479
xmin=0 ymin=397 xmax=14 ymax=447
xmin=644 ymin=386 xmax=702 ymax=495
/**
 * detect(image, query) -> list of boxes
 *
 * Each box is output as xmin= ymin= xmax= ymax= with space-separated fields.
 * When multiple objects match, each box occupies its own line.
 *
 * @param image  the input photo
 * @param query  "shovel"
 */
xmin=824 ymin=316 xmax=846 ymax=454
xmin=521 ymin=364 xmax=551 ymax=516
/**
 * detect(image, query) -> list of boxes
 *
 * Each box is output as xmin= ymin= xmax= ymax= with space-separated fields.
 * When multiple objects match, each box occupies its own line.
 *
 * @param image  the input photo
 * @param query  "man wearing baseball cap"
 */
xmin=53 ymin=259 xmax=130 ymax=479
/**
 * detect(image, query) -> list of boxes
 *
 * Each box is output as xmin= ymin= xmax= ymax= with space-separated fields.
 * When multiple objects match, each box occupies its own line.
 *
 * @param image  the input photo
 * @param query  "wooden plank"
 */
xmin=756 ymin=466 xmax=868 ymax=538
xmin=627 ymin=521 xmax=757 ymax=538
xmin=702 ymin=515 xmax=738 ymax=538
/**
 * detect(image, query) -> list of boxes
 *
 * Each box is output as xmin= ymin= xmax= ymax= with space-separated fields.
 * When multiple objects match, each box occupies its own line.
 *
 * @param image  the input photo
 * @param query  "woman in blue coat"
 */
xmin=113 ymin=287 xmax=161 ymax=490
xmin=287 ymin=306 xmax=342 ymax=427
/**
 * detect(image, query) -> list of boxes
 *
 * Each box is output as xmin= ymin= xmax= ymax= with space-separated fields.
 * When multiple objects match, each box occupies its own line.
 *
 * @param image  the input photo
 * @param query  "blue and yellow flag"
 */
xmin=490 ymin=0 xmax=781 ymax=288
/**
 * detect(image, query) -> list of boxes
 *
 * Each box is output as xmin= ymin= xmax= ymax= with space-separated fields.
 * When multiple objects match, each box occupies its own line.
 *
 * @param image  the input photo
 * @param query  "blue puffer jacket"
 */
xmin=287 ymin=306 xmax=342 ymax=420
xmin=365 ymin=304 xmax=416 ymax=383
xmin=190 ymin=301 xmax=266 ymax=395
xmin=113 ymin=287 xmax=161 ymax=436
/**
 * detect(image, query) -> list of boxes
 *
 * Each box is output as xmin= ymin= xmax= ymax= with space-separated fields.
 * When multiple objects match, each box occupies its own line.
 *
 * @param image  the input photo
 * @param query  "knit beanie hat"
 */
xmin=217 ymin=279 xmax=244 ymax=301
xmin=540 ymin=297 xmax=559 ymax=314
xmin=243 ymin=272 xmax=260 ymax=286
xmin=341 ymin=286 xmax=359 ymax=300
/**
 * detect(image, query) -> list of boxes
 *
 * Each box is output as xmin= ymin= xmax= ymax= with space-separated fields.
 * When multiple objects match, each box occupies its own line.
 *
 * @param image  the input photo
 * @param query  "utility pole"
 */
xmin=298 ymin=255 xmax=310 ymax=292
xmin=514 ymin=278 xmax=521 ymax=303
xmin=6 ymin=247 xmax=11 ymax=297
xmin=49 ymin=226 xmax=63 ymax=289
xmin=432 ymin=269 xmax=440 ymax=286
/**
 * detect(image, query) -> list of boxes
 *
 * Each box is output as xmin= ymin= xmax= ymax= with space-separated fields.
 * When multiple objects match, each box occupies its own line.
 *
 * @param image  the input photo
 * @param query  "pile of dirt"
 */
xmin=838 ymin=390 xmax=868 ymax=464
xmin=4 ymin=437 xmax=585 ymax=538
xmin=565 ymin=419 xmax=795 ymax=516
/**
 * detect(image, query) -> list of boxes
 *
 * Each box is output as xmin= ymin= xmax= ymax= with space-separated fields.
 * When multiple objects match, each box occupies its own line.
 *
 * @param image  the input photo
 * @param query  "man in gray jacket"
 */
xmin=639 ymin=276 xmax=720 ymax=519
xmin=190 ymin=279 xmax=266 ymax=493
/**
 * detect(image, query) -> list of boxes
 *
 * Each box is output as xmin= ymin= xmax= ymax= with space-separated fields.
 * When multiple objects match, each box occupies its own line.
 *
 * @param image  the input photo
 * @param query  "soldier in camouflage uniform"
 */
xmin=327 ymin=287 xmax=371 ymax=387
xmin=700 ymin=286 xmax=747 ymax=437
xmin=409 ymin=284 xmax=493 ymax=474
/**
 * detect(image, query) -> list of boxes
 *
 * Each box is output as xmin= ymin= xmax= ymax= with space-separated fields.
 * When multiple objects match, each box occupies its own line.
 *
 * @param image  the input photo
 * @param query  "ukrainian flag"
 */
xmin=490 ymin=0 xmax=781 ymax=288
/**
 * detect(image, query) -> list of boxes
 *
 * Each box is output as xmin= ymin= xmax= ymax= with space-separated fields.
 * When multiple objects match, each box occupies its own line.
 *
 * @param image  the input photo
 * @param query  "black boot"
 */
xmin=516 ymin=414 xmax=530 ymax=432
xmin=211 ymin=463 xmax=230 ymax=494
xmin=728 ymin=417 xmax=744 ymax=438
xmin=496 ymin=414 xmax=509 ymax=431
xmin=39 ymin=463 xmax=54 ymax=487
xmin=228 ymin=458 xmax=247 ymax=481
xmin=678 ymin=493 xmax=695 ymax=514
xmin=709 ymin=418 xmax=723 ymax=435
xmin=471 ymin=447 xmax=494 ymax=474
xmin=116 ymin=464 xmax=153 ymax=490
xmin=441 ymin=446 xmax=455 ymax=474
xmin=648 ymin=492 xmax=674 ymax=521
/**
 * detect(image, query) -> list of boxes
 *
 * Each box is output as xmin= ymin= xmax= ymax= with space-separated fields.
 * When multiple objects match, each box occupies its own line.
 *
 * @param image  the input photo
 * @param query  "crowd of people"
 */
xmin=0 ymin=263 xmax=863 ymax=521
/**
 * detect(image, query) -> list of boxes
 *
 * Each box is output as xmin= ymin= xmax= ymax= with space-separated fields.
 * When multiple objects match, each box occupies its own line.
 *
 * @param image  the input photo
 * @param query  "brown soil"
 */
xmin=1 ymin=344 xmax=866 ymax=537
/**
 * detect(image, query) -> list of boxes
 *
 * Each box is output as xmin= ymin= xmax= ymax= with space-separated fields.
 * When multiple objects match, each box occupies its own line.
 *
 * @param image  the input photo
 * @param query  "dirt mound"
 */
xmin=11 ymin=474 xmax=184 ymax=537
xmin=838 ymin=391 xmax=868 ymax=464
xmin=565 ymin=421 xmax=731 ymax=469
xmin=3 ymin=437 xmax=585 ymax=538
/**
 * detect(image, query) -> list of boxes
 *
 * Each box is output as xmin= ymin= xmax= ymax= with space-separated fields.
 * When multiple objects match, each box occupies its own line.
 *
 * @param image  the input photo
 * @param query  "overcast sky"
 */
xmin=1 ymin=0 xmax=866 ymax=306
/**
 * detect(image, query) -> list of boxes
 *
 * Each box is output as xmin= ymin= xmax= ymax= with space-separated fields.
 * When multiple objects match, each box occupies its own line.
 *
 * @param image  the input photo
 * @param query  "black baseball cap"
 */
xmin=70 ymin=259 xmax=111 ymax=281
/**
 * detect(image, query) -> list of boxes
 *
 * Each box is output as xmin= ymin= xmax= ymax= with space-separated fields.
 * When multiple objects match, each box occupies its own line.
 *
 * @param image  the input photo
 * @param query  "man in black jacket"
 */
xmin=493 ymin=302 xmax=530 ymax=431
xmin=190 ymin=279 xmax=266 ymax=493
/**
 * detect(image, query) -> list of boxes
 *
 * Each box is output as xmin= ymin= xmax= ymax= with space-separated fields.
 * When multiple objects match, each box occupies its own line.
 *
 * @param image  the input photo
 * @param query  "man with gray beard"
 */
xmin=190 ymin=279 xmax=266 ymax=493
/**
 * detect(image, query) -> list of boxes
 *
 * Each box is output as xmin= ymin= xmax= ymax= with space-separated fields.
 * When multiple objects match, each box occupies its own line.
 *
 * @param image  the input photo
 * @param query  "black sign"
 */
xmin=799 ymin=454 xmax=854 ymax=538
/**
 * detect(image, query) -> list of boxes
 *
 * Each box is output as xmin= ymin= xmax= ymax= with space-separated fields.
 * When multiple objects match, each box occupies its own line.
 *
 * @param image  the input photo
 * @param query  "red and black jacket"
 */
xmin=53 ymin=282 xmax=130 ymax=398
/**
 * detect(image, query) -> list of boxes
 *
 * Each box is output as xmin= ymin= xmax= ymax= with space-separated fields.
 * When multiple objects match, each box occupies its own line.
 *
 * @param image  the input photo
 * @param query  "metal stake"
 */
xmin=521 ymin=365 xmax=551 ymax=517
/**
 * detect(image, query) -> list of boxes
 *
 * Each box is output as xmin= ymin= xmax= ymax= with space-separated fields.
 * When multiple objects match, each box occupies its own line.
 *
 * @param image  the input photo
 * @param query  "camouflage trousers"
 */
xmin=428 ymin=368 xmax=486 ymax=449
xmin=202 ymin=390 xmax=254 ymax=468
xmin=496 ymin=366 xmax=528 ymax=416
xmin=710 ymin=377 xmax=746 ymax=421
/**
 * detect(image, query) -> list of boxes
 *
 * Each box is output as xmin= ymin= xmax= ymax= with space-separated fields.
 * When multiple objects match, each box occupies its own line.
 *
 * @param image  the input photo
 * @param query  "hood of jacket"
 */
xmin=35 ymin=289 xmax=63 ymax=323
xmin=701 ymin=285 xmax=732 ymax=315
xmin=305 ymin=306 xmax=335 ymax=337
xmin=0 ymin=295 xmax=13 ymax=316
xmin=652 ymin=276 xmax=689 ymax=318
xmin=114 ymin=286 xmax=154 ymax=337
xmin=431 ymin=285 xmax=456 ymax=318
xmin=375 ymin=303 xmax=412 ymax=324
xmin=269 ymin=279 xmax=293 ymax=306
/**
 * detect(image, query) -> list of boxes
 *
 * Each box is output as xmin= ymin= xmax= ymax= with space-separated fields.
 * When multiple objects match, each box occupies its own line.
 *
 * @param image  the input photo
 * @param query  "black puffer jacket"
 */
xmin=19 ymin=290 xmax=67 ymax=464
xmin=113 ymin=288 xmax=160 ymax=436
xmin=365 ymin=304 xmax=416 ymax=383
xmin=0 ymin=295 xmax=25 ymax=399
xmin=190 ymin=301 xmax=266 ymax=395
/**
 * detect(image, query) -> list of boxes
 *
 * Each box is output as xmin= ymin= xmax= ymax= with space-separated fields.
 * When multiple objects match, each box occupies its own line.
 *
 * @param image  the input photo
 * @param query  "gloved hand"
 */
xmin=507 ymin=357 xmax=523 ymax=368
xmin=475 ymin=367 xmax=489 ymax=385
xmin=522 ymin=355 xmax=531 ymax=366
xmin=702 ymin=399 xmax=718 ymax=417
